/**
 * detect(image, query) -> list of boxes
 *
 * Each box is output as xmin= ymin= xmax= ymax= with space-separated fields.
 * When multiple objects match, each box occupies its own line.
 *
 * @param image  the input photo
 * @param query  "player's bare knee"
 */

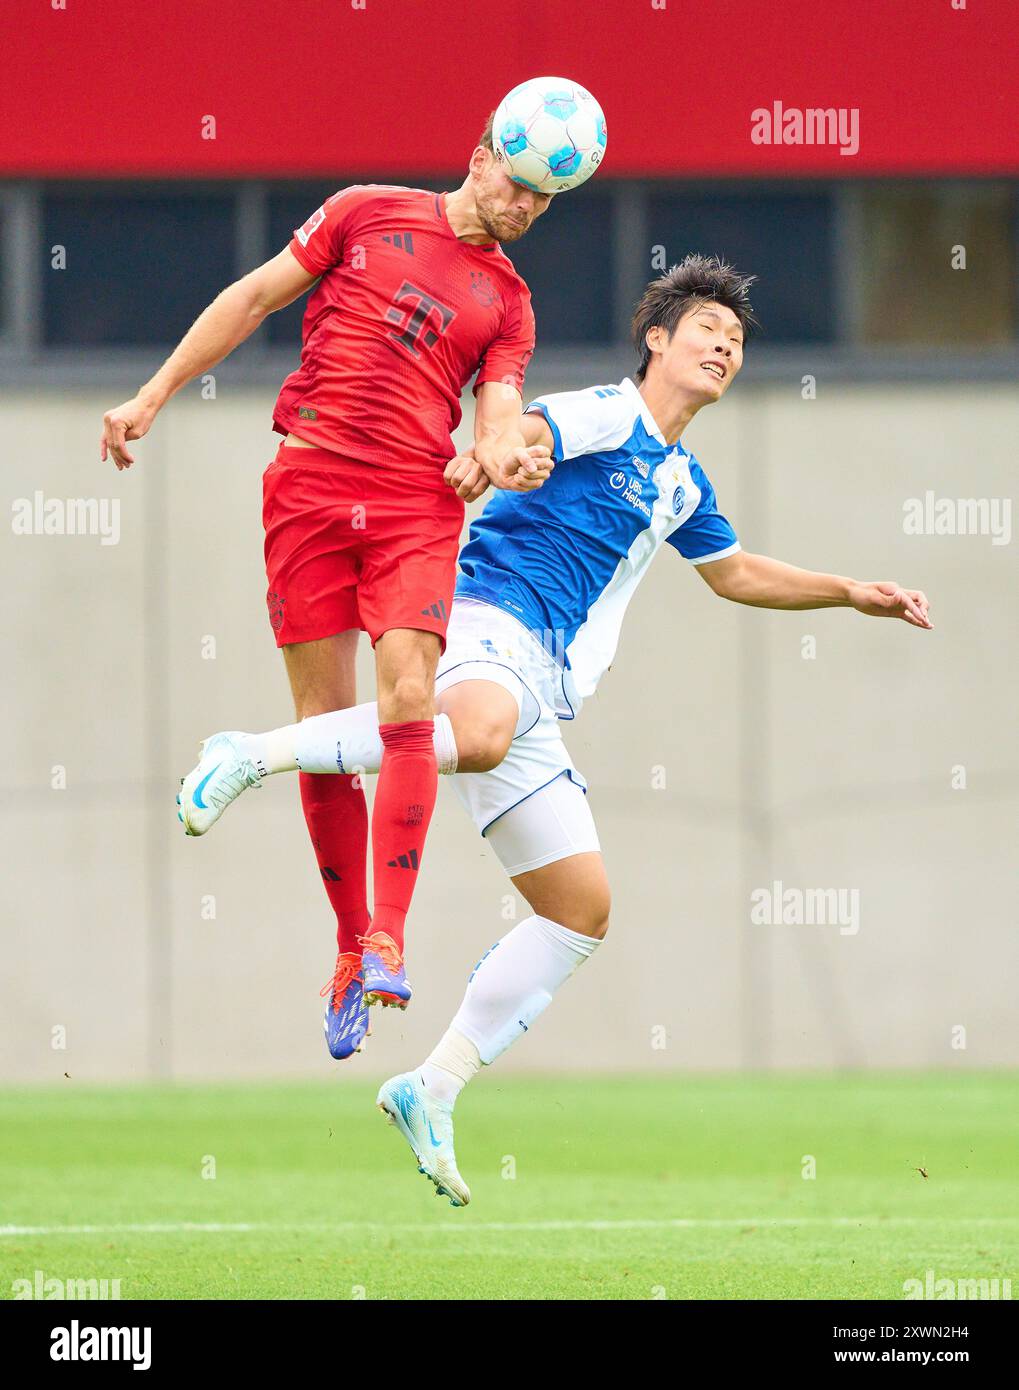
xmin=577 ymin=896 xmax=611 ymax=940
xmin=455 ymin=717 xmax=513 ymax=772
xmin=588 ymin=911 xmax=610 ymax=941
xmin=547 ymin=886 xmax=610 ymax=940
xmin=295 ymin=689 xmax=354 ymax=720
xmin=380 ymin=672 xmax=433 ymax=723
xmin=577 ymin=879 xmax=612 ymax=938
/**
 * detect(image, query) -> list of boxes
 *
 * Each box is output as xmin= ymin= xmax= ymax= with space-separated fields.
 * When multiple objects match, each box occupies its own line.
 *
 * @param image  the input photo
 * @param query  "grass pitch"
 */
xmin=1 ymin=1074 xmax=1015 ymax=1300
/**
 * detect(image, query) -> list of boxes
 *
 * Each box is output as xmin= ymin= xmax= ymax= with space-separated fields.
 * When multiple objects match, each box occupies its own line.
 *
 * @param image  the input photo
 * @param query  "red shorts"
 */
xmin=262 ymin=443 xmax=465 ymax=649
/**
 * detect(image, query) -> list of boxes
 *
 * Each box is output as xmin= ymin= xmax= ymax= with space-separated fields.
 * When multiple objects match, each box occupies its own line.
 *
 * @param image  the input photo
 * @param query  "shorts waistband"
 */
xmin=275 ymin=441 xmax=356 ymax=465
xmin=272 ymin=441 xmax=461 ymax=493
xmin=454 ymin=596 xmax=561 ymax=675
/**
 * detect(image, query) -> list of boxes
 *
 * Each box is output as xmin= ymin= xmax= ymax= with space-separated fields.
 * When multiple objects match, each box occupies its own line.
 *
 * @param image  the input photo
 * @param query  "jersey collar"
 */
xmin=619 ymin=377 xmax=674 ymax=450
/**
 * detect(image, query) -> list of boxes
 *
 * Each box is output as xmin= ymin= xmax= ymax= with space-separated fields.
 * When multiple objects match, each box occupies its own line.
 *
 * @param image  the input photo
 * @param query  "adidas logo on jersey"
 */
xmin=421 ymin=599 xmax=447 ymax=621
xmin=382 ymin=232 xmax=415 ymax=255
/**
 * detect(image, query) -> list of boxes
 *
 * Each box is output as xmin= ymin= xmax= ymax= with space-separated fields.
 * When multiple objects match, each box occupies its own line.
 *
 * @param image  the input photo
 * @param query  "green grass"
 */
xmin=1 ymin=1074 xmax=1016 ymax=1299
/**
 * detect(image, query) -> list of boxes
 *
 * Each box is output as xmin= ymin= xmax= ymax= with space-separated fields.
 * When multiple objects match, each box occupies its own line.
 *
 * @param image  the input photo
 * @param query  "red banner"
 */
xmin=2 ymin=0 xmax=1015 ymax=177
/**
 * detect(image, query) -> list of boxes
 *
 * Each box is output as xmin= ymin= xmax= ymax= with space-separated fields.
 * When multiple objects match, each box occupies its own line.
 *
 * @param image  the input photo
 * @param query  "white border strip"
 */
xmin=2 ymin=1216 xmax=1015 ymax=1238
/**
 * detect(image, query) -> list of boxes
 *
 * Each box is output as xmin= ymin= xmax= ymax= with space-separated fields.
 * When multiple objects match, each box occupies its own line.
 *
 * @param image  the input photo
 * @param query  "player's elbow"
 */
xmin=242 ymin=250 xmax=314 ymax=319
xmin=701 ymin=553 xmax=751 ymax=603
xmin=239 ymin=274 xmax=276 ymax=323
xmin=208 ymin=274 xmax=270 ymax=331
xmin=701 ymin=569 xmax=736 ymax=601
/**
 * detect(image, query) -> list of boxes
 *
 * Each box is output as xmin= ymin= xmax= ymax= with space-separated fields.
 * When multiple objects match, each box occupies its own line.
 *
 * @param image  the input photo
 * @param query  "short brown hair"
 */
xmin=479 ymin=111 xmax=495 ymax=152
xmin=631 ymin=255 xmax=759 ymax=381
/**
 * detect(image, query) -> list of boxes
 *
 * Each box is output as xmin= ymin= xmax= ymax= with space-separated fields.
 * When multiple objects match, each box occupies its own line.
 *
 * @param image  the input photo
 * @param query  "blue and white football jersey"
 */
xmin=456 ymin=376 xmax=740 ymax=717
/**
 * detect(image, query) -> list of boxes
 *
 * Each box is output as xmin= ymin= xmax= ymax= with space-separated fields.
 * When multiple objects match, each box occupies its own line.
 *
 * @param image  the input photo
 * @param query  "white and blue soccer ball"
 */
xmin=491 ymin=77 xmax=607 ymax=196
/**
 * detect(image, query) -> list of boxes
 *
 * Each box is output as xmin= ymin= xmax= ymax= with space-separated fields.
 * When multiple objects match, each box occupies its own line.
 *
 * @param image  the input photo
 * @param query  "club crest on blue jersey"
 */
xmin=672 ymin=484 xmax=686 ymax=515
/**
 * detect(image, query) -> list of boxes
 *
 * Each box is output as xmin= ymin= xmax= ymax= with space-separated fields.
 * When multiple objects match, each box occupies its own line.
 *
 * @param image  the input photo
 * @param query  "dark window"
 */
xmin=646 ymin=190 xmax=836 ymax=344
xmin=266 ymin=185 xmax=344 ymax=346
xmin=268 ymin=182 xmax=615 ymax=348
xmin=855 ymin=185 xmax=1017 ymax=345
xmin=503 ymin=188 xmax=614 ymax=344
xmin=0 ymin=199 xmax=9 ymax=338
xmin=42 ymin=192 xmax=235 ymax=346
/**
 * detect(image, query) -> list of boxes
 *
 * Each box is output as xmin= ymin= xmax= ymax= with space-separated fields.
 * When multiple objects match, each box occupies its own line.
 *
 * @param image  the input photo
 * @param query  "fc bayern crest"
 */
xmin=267 ymin=590 xmax=286 ymax=633
xmin=470 ymin=271 xmax=498 ymax=308
xmin=672 ymin=485 xmax=686 ymax=515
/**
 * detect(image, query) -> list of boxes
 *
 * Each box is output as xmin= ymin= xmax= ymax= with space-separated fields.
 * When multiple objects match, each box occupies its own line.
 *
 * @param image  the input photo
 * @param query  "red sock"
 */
xmin=371 ymin=721 xmax=438 ymax=953
xmin=299 ymin=772 xmax=371 ymax=954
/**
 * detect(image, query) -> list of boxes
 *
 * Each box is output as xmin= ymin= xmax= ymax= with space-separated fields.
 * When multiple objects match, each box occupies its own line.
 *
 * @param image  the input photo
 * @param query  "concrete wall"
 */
xmin=2 ymin=379 xmax=1016 ymax=1082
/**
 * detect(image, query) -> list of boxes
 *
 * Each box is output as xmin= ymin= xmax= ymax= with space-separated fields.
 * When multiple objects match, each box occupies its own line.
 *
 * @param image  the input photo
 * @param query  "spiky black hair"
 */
xmin=631 ymin=254 xmax=759 ymax=381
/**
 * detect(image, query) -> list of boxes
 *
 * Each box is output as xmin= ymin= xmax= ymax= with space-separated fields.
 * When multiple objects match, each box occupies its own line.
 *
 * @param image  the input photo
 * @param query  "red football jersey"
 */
xmin=274 ymin=185 xmax=536 ymax=472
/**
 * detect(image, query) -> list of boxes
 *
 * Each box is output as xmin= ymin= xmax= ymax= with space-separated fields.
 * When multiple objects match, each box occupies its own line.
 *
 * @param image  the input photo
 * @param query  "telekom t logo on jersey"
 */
xmin=386 ymin=281 xmax=457 ymax=357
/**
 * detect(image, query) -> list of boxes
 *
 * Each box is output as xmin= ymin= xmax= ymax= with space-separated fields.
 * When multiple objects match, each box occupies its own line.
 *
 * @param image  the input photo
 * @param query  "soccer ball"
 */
xmin=491 ymin=77 xmax=607 ymax=196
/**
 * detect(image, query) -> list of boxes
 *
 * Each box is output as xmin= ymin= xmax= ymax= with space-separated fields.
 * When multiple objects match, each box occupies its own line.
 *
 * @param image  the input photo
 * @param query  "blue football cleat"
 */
xmin=320 ymin=951 xmax=369 ymax=1060
xmin=359 ymin=931 xmax=412 ymax=1009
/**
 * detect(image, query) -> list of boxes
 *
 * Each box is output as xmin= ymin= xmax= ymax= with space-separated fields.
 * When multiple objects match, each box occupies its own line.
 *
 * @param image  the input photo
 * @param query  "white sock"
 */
xmin=241 ymin=704 xmax=458 ymax=777
xmin=420 ymin=1030 xmax=481 ymax=1105
xmin=420 ymin=914 xmax=601 ymax=1103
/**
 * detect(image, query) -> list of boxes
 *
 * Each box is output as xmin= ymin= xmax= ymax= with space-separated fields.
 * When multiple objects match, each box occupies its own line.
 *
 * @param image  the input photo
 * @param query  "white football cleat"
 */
xmin=177 ymin=731 xmax=262 ymax=837
xmin=376 ymin=1071 xmax=470 ymax=1208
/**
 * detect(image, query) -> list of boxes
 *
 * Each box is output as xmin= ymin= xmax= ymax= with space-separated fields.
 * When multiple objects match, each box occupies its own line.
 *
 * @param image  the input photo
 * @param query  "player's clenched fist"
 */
xmin=443 ymin=451 xmax=491 ymax=502
xmin=485 ymin=443 xmax=554 ymax=493
xmin=100 ymin=394 xmax=159 ymax=469
xmin=445 ymin=443 xmax=553 ymax=500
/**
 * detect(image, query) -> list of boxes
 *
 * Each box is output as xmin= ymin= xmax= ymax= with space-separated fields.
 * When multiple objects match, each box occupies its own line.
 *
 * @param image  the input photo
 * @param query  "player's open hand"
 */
xmin=443 ymin=449 xmax=492 ymax=503
xmin=488 ymin=444 xmax=554 ymax=493
xmin=848 ymin=581 xmax=933 ymax=629
xmin=100 ymin=395 xmax=158 ymax=469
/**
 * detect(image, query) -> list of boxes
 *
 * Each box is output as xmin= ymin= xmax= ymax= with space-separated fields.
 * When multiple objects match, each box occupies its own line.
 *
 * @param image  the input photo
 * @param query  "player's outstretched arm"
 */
xmin=100 ymin=247 xmax=318 ymax=469
xmin=698 ymin=551 xmax=932 ymax=629
xmin=472 ymin=383 xmax=554 ymax=492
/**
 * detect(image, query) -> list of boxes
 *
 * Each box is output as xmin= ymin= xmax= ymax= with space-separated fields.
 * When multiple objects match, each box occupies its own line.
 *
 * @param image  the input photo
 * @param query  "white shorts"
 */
xmin=434 ymin=598 xmax=600 ymax=875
